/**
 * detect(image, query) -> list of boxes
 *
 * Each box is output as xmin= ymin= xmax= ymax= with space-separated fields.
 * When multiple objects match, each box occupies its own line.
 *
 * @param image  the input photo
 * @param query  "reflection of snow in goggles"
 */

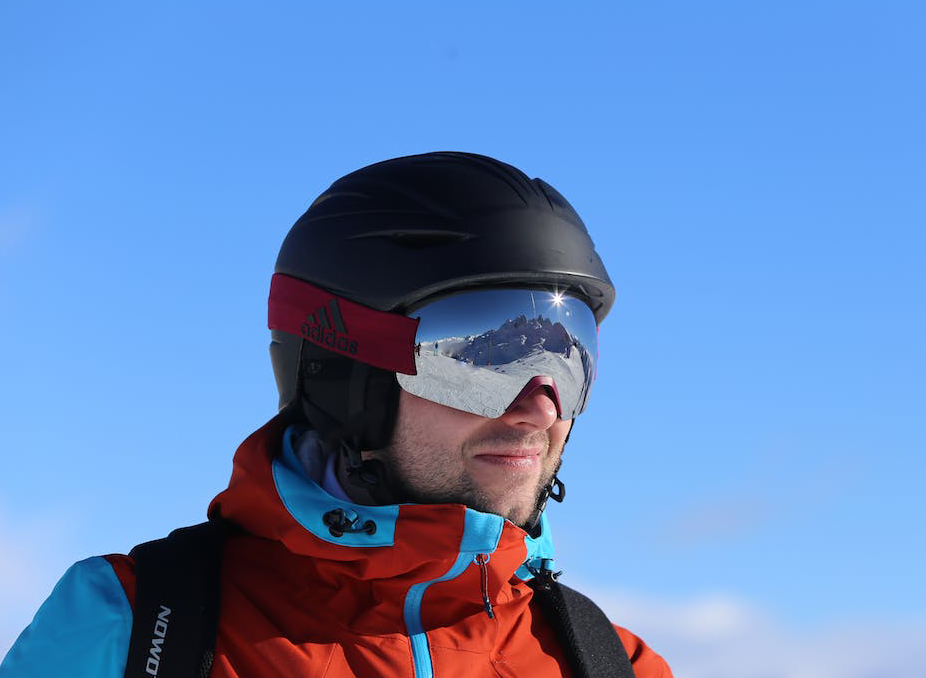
xmin=399 ymin=289 xmax=598 ymax=420
xmin=268 ymin=275 xmax=598 ymax=419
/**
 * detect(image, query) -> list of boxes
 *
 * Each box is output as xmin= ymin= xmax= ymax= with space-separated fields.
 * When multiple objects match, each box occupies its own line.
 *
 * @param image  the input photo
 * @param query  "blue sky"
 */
xmin=2 ymin=3 xmax=924 ymax=676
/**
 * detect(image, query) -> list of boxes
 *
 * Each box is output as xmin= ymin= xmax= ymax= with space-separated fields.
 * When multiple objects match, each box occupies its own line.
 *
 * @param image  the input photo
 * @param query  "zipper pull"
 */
xmin=474 ymin=554 xmax=495 ymax=619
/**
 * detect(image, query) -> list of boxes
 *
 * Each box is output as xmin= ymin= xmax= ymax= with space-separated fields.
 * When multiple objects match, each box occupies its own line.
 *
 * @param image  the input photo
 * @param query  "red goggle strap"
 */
xmin=268 ymin=273 xmax=419 ymax=375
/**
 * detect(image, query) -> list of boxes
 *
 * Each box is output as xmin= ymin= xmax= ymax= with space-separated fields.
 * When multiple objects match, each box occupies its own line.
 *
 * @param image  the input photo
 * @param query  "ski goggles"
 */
xmin=398 ymin=288 xmax=598 ymax=419
xmin=269 ymin=275 xmax=599 ymax=419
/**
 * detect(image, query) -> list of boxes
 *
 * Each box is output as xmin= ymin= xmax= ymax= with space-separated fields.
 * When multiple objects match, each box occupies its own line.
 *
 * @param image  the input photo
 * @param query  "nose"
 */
xmin=500 ymin=385 xmax=559 ymax=430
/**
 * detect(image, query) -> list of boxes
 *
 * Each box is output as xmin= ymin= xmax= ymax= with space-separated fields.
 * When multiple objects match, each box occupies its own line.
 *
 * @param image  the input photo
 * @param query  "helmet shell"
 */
xmin=271 ymin=152 xmax=615 ymax=417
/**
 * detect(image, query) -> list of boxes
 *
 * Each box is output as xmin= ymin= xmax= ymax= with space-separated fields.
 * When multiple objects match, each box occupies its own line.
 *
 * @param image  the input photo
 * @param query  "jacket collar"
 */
xmin=208 ymin=415 xmax=556 ymax=584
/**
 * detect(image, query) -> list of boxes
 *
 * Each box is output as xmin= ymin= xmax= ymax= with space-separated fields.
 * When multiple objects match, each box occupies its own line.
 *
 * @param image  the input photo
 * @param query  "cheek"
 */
xmin=392 ymin=401 xmax=468 ymax=463
xmin=552 ymin=420 xmax=572 ymax=447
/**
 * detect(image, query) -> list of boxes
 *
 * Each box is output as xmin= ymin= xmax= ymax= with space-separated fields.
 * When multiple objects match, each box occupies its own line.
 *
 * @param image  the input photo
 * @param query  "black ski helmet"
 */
xmin=270 ymin=152 xmax=614 ymax=452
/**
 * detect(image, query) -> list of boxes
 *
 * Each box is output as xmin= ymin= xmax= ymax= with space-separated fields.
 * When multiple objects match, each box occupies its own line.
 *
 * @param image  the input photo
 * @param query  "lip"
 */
xmin=471 ymin=447 xmax=542 ymax=468
xmin=473 ymin=455 xmax=538 ymax=468
xmin=472 ymin=446 xmax=542 ymax=458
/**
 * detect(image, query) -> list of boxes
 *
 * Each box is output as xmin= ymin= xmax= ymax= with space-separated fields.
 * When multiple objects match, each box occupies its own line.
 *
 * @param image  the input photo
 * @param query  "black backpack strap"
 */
xmin=529 ymin=575 xmax=636 ymax=678
xmin=124 ymin=519 xmax=232 ymax=678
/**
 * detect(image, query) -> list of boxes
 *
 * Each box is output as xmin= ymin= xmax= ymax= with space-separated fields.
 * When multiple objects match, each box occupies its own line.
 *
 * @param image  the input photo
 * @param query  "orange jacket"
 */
xmin=2 ymin=417 xmax=673 ymax=678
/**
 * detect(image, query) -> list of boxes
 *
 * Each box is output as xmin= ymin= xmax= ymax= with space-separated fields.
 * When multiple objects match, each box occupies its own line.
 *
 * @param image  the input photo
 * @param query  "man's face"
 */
xmin=365 ymin=387 xmax=572 ymax=528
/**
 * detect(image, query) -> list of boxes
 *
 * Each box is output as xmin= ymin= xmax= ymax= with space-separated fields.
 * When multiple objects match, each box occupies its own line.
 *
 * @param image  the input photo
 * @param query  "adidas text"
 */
xmin=301 ymin=323 xmax=358 ymax=355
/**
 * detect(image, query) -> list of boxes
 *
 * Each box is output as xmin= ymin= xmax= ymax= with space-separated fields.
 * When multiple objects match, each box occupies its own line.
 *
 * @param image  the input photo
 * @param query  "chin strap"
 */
xmin=339 ymin=438 xmax=409 ymax=505
xmin=527 ymin=473 xmax=566 ymax=535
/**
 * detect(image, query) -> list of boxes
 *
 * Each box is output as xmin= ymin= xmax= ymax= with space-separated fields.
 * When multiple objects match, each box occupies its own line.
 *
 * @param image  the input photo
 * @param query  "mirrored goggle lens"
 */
xmin=396 ymin=289 xmax=598 ymax=419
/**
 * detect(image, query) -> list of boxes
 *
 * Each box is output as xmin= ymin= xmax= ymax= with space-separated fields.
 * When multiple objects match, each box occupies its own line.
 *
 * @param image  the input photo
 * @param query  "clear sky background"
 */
xmin=1 ymin=3 xmax=924 ymax=677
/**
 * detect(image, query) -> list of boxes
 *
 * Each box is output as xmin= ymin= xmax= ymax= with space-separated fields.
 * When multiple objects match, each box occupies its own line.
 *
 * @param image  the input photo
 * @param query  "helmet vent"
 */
xmin=349 ymin=229 xmax=475 ymax=249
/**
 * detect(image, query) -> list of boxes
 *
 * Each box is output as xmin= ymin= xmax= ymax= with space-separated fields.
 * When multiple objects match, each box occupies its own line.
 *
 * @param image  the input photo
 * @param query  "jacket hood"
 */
xmin=208 ymin=415 xmax=556 ymax=630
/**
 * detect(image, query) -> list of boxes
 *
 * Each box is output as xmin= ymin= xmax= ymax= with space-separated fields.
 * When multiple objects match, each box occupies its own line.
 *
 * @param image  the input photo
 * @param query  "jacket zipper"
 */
xmin=404 ymin=546 xmax=499 ymax=676
xmin=474 ymin=554 xmax=494 ymax=619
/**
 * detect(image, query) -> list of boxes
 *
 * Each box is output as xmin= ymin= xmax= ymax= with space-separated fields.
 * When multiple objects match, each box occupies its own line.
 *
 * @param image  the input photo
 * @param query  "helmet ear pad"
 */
xmin=296 ymin=340 xmax=401 ymax=451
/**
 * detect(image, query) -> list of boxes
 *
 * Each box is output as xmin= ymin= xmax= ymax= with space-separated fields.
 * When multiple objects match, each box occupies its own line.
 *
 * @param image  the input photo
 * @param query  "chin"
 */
xmin=495 ymin=503 xmax=536 ymax=527
xmin=482 ymin=486 xmax=547 ymax=526
xmin=463 ymin=496 xmax=533 ymax=525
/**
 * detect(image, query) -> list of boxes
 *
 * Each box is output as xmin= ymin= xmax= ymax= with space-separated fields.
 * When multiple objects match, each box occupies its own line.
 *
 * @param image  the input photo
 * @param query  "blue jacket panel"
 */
xmin=0 ymin=557 xmax=131 ymax=678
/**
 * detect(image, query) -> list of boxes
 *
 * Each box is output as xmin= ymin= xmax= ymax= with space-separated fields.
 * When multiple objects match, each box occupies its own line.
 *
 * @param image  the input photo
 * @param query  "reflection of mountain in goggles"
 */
xmin=268 ymin=275 xmax=598 ymax=420
xmin=399 ymin=289 xmax=598 ymax=419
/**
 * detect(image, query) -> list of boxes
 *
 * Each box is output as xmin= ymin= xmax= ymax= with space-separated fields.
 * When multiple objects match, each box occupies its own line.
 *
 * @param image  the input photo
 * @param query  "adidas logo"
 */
xmin=301 ymin=298 xmax=358 ymax=355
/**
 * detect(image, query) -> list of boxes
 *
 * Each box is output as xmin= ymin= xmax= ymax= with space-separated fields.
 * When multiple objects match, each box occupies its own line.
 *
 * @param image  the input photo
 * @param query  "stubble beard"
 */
xmin=374 ymin=426 xmax=563 ymax=529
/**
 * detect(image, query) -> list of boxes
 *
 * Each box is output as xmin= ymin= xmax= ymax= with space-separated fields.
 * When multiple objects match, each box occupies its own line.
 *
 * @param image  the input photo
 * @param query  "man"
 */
xmin=1 ymin=152 xmax=673 ymax=677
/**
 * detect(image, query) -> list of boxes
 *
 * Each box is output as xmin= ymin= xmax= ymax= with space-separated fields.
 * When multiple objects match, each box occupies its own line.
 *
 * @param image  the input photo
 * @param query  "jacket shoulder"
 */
xmin=0 ymin=556 xmax=133 ymax=678
xmin=614 ymin=624 xmax=674 ymax=678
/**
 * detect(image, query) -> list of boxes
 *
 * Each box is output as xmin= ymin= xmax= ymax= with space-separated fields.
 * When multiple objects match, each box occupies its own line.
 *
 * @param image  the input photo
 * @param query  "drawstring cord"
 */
xmin=322 ymin=508 xmax=377 ymax=537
